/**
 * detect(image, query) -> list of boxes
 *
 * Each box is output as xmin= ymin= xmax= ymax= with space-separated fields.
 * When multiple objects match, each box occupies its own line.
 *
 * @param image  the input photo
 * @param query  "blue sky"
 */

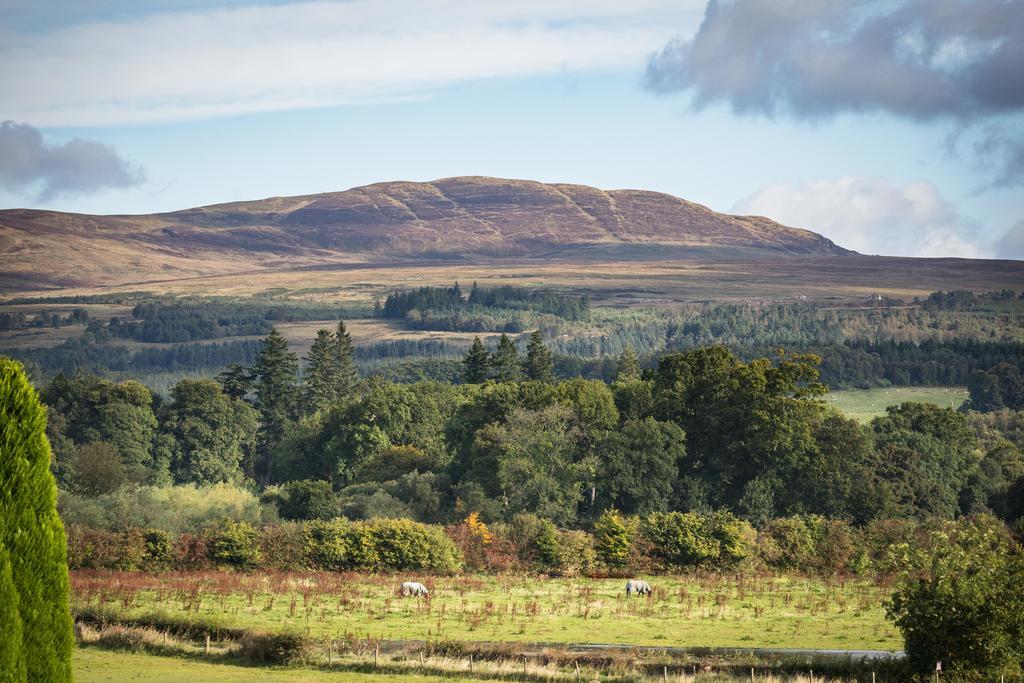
xmin=1 ymin=0 xmax=1022 ymax=259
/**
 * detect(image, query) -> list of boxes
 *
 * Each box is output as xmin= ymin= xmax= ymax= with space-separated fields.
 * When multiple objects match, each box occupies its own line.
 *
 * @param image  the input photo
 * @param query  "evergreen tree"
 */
xmin=372 ymin=298 xmax=383 ymax=318
xmin=216 ymin=363 xmax=253 ymax=400
xmin=524 ymin=330 xmax=555 ymax=383
xmin=491 ymin=334 xmax=522 ymax=382
xmin=334 ymin=321 xmax=359 ymax=398
xmin=468 ymin=280 xmax=481 ymax=304
xmin=303 ymin=329 xmax=340 ymax=413
xmin=0 ymin=358 xmax=74 ymax=681
xmin=252 ymin=329 xmax=299 ymax=481
xmin=452 ymin=281 xmax=463 ymax=301
xmin=616 ymin=346 xmax=641 ymax=383
xmin=462 ymin=337 xmax=490 ymax=384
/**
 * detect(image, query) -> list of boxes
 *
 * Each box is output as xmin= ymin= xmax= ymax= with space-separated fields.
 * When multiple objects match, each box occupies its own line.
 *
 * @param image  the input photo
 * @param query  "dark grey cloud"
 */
xmin=0 ymin=121 xmax=144 ymax=200
xmin=646 ymin=0 xmax=1024 ymax=184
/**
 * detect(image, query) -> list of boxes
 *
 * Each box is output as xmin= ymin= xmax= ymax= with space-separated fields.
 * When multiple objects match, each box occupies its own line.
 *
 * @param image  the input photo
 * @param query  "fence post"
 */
xmin=751 ymin=666 xmax=755 ymax=682
xmin=469 ymin=654 xmax=473 ymax=672
xmin=663 ymin=665 xmax=668 ymax=681
xmin=204 ymin=634 xmax=210 ymax=655
xmin=328 ymin=639 xmax=332 ymax=665
xmin=374 ymin=643 xmax=379 ymax=667
xmin=575 ymin=660 xmax=581 ymax=680
xmin=523 ymin=656 xmax=528 ymax=675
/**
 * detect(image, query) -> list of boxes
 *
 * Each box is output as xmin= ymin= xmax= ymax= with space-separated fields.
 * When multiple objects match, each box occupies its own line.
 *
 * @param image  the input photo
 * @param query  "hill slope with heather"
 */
xmin=0 ymin=176 xmax=849 ymax=290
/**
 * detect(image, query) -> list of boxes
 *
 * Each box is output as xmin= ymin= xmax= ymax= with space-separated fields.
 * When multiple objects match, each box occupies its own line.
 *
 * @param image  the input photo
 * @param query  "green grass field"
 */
xmin=825 ymin=387 xmax=968 ymax=423
xmin=71 ymin=571 xmax=901 ymax=652
xmin=74 ymin=647 xmax=493 ymax=682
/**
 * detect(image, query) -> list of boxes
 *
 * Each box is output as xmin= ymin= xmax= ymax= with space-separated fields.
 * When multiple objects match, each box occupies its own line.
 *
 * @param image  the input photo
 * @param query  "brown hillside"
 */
xmin=0 ymin=176 xmax=850 ymax=290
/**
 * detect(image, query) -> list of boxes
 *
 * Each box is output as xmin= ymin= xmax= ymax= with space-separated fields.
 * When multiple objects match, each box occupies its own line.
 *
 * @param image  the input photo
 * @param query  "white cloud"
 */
xmin=996 ymin=220 xmax=1024 ymax=260
xmin=732 ymin=176 xmax=987 ymax=258
xmin=0 ymin=0 xmax=698 ymax=126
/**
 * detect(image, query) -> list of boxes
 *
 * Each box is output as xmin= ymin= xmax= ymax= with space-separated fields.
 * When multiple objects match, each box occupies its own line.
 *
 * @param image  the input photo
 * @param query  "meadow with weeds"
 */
xmin=70 ymin=570 xmax=900 ymax=652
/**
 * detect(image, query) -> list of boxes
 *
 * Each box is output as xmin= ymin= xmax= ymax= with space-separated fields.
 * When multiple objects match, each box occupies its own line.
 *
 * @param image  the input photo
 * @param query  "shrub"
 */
xmin=304 ymin=518 xmax=461 ymax=573
xmin=277 ymin=479 xmax=337 ymax=521
xmin=66 ymin=525 xmax=120 ymax=569
xmin=173 ymin=532 xmax=211 ymax=570
xmin=555 ymin=529 xmax=596 ymax=576
xmin=501 ymin=513 xmax=559 ymax=570
xmin=258 ymin=523 xmax=307 ymax=570
xmin=141 ymin=529 xmax=174 ymax=570
xmin=234 ymin=631 xmax=316 ymax=665
xmin=0 ymin=358 xmax=74 ymax=681
xmin=369 ymin=518 xmax=462 ymax=573
xmin=446 ymin=513 xmax=501 ymax=572
xmin=114 ymin=527 xmax=147 ymax=570
xmin=757 ymin=516 xmax=815 ymax=571
xmin=207 ymin=521 xmax=261 ymax=569
xmin=887 ymin=515 xmax=1024 ymax=679
xmin=593 ymin=509 xmax=631 ymax=569
xmin=303 ymin=519 xmax=378 ymax=571
xmin=640 ymin=511 xmax=718 ymax=568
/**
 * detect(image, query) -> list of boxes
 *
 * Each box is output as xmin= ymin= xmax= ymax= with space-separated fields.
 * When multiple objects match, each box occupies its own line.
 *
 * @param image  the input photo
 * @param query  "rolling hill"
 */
xmin=0 ymin=176 xmax=850 ymax=291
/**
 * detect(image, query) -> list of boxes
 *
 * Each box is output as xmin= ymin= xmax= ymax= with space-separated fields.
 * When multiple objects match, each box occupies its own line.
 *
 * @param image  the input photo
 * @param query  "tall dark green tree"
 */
xmin=334 ymin=321 xmax=358 ymax=398
xmin=524 ymin=330 xmax=555 ymax=383
xmin=216 ymin=363 xmax=254 ymax=400
xmin=0 ymin=358 xmax=74 ymax=681
xmin=303 ymin=329 xmax=341 ymax=413
xmin=491 ymin=334 xmax=522 ymax=382
xmin=252 ymin=329 xmax=299 ymax=482
xmin=462 ymin=337 xmax=490 ymax=384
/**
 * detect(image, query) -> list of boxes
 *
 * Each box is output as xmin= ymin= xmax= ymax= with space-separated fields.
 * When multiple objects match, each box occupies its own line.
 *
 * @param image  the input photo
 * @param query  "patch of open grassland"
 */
xmin=825 ymin=387 xmax=968 ymax=423
xmin=71 ymin=571 xmax=901 ymax=652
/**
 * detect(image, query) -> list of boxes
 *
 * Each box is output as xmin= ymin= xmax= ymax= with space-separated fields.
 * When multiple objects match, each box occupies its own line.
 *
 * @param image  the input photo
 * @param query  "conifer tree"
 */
xmin=303 ymin=329 xmax=339 ymax=413
xmin=372 ymin=297 xmax=383 ymax=318
xmin=334 ymin=321 xmax=358 ymax=397
xmin=216 ymin=363 xmax=253 ymax=400
xmin=252 ymin=329 xmax=299 ymax=480
xmin=462 ymin=337 xmax=490 ymax=384
xmin=491 ymin=333 xmax=522 ymax=382
xmin=616 ymin=346 xmax=642 ymax=383
xmin=524 ymin=330 xmax=555 ymax=383
xmin=468 ymin=281 xmax=481 ymax=304
xmin=0 ymin=358 xmax=74 ymax=681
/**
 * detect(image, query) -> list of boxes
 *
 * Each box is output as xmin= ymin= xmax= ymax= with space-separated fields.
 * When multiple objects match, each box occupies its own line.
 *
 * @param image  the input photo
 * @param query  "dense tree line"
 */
xmin=0 ymin=308 xmax=88 ymax=331
xmin=25 ymin=328 xmax=1024 ymax=532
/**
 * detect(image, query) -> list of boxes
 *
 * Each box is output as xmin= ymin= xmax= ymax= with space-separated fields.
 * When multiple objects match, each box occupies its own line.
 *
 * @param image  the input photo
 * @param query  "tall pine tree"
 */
xmin=525 ymin=330 xmax=555 ymax=383
xmin=302 ymin=329 xmax=339 ymax=414
xmin=462 ymin=337 xmax=490 ymax=384
xmin=491 ymin=333 xmax=522 ymax=382
xmin=252 ymin=329 xmax=299 ymax=481
xmin=0 ymin=358 xmax=74 ymax=681
xmin=334 ymin=321 xmax=358 ymax=398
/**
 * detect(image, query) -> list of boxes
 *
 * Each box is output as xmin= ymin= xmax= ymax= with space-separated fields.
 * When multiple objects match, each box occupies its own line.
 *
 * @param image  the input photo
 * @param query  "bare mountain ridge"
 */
xmin=0 ymin=176 xmax=850 ymax=290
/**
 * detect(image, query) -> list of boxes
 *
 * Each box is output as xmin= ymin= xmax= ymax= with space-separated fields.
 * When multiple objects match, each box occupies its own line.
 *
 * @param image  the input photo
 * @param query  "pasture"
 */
xmin=825 ymin=387 xmax=968 ymax=423
xmin=70 ymin=571 xmax=901 ymax=652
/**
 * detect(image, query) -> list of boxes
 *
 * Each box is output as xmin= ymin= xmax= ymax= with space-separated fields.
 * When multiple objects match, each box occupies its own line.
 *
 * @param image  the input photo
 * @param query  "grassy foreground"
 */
xmin=825 ymin=386 xmax=967 ymax=422
xmin=74 ymin=646 xmax=491 ymax=682
xmin=71 ymin=571 xmax=901 ymax=651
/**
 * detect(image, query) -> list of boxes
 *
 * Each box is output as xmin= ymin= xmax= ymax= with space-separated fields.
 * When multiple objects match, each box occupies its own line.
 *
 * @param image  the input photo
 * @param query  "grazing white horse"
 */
xmin=400 ymin=581 xmax=429 ymax=597
xmin=625 ymin=579 xmax=652 ymax=597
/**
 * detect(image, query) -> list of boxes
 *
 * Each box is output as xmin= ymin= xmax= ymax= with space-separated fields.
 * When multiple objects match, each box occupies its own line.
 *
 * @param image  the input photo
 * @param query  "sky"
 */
xmin=0 ymin=0 xmax=1022 ymax=259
